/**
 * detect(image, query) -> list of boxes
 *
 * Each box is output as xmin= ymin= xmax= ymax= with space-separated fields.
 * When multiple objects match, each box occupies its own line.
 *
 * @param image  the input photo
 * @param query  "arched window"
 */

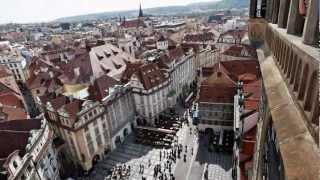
xmin=13 ymin=161 xmax=18 ymax=169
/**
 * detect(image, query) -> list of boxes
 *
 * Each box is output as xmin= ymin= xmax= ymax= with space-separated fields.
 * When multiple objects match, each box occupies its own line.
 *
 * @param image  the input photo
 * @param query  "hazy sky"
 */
xmin=0 ymin=0 xmax=212 ymax=24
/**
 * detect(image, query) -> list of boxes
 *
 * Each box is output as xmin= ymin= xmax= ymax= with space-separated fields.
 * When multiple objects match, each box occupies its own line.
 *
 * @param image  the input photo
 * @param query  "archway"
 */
xmin=115 ymin=136 xmax=121 ymax=147
xmin=92 ymin=154 xmax=100 ymax=165
xmin=123 ymin=128 xmax=128 ymax=137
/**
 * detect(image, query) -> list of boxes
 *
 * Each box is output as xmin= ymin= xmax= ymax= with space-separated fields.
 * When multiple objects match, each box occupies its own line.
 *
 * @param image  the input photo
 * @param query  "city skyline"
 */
xmin=0 ymin=0 xmax=215 ymax=24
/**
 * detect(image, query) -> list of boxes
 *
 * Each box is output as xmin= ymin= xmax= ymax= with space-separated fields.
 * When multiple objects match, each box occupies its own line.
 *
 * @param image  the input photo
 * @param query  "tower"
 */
xmin=138 ymin=2 xmax=143 ymax=18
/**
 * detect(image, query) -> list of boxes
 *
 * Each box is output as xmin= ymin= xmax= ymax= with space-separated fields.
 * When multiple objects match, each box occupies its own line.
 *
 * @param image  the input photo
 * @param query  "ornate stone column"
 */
xmin=250 ymin=0 xmax=258 ymax=18
xmin=272 ymin=0 xmax=280 ymax=24
xmin=287 ymin=0 xmax=305 ymax=35
xmin=267 ymin=0 xmax=274 ymax=21
xmin=278 ymin=0 xmax=291 ymax=28
xmin=302 ymin=0 xmax=319 ymax=45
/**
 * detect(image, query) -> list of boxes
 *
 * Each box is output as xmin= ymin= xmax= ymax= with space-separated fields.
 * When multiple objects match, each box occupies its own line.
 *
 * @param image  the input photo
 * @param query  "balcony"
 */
xmin=248 ymin=0 xmax=319 ymax=179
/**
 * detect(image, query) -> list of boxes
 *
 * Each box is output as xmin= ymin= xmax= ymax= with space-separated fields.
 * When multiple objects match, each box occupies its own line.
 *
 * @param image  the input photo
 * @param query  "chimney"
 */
xmin=49 ymin=71 xmax=54 ymax=78
xmin=74 ymin=67 xmax=80 ymax=77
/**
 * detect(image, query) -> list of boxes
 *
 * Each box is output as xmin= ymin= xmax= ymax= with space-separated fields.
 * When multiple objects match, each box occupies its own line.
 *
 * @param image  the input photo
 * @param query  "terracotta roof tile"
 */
xmin=0 ymin=65 xmax=12 ymax=78
xmin=135 ymin=63 xmax=168 ymax=90
xmin=0 ymin=119 xmax=41 ymax=166
xmin=120 ymin=19 xmax=146 ymax=28
xmin=89 ymin=75 xmax=119 ymax=101
xmin=199 ymin=85 xmax=236 ymax=103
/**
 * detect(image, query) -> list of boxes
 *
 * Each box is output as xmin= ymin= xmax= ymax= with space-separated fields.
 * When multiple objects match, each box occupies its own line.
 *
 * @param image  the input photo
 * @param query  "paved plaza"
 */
xmin=80 ymin=108 xmax=233 ymax=180
xmin=82 ymin=124 xmax=188 ymax=180
xmin=188 ymin=134 xmax=233 ymax=180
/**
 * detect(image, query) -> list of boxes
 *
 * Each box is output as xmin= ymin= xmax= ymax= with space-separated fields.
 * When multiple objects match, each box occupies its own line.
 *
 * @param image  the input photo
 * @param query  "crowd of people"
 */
xmin=106 ymin=164 xmax=131 ymax=180
xmin=105 ymin=108 xmax=199 ymax=180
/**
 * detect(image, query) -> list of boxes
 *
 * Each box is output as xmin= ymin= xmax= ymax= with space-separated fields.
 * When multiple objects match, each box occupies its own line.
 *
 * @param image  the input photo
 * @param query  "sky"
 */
xmin=0 ymin=0 xmax=213 ymax=24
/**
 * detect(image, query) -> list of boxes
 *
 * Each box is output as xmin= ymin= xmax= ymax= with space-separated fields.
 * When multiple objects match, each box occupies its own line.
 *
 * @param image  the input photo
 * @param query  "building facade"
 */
xmin=102 ymin=84 xmax=136 ymax=149
xmin=0 ymin=117 xmax=60 ymax=180
xmin=129 ymin=63 xmax=171 ymax=124
xmin=42 ymin=82 xmax=136 ymax=171
xmin=0 ymin=48 xmax=28 ymax=82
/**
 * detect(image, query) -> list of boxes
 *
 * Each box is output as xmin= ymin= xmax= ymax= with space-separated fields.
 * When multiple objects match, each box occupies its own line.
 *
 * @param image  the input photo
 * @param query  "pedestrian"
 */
xmin=142 ymin=164 xmax=144 ymax=174
xmin=160 ymin=151 xmax=162 ymax=161
xmin=191 ymin=147 xmax=194 ymax=155
xmin=148 ymin=159 xmax=151 ymax=167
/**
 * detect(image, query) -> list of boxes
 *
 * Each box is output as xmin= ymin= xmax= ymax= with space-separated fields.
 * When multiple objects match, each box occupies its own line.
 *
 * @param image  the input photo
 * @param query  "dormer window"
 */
xmin=13 ymin=161 xmax=18 ymax=169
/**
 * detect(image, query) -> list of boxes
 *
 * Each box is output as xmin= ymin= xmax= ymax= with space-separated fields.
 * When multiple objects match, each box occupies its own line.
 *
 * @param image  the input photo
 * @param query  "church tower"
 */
xmin=138 ymin=2 xmax=144 ymax=19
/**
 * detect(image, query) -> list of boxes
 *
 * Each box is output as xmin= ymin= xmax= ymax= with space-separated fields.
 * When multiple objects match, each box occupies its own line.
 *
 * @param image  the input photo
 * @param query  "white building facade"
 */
xmin=0 ymin=49 xmax=28 ymax=82
xmin=2 ymin=117 xmax=60 ymax=180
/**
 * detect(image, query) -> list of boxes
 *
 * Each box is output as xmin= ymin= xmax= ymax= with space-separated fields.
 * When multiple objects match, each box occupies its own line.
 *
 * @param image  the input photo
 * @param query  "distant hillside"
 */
xmin=55 ymin=0 xmax=248 ymax=22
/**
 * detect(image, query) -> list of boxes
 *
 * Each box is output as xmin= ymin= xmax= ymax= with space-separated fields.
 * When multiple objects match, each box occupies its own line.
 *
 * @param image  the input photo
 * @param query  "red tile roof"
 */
xmin=0 ymin=94 xmax=24 ymax=108
xmin=49 ymin=95 xmax=69 ymax=110
xmin=120 ymin=19 xmax=146 ymax=28
xmin=199 ymin=85 xmax=236 ymax=103
xmin=219 ymin=29 xmax=246 ymax=40
xmin=168 ymin=47 xmax=185 ymax=63
xmin=135 ymin=63 xmax=168 ymax=90
xmin=63 ymin=99 xmax=84 ymax=123
xmin=0 ymin=65 xmax=12 ymax=78
xmin=1 ymin=105 xmax=28 ymax=121
xmin=121 ymin=62 xmax=144 ymax=83
xmin=184 ymin=32 xmax=215 ymax=42
xmin=0 ymin=119 xmax=41 ymax=167
xmin=58 ymin=53 xmax=93 ymax=84
xmin=89 ymin=75 xmax=119 ymax=101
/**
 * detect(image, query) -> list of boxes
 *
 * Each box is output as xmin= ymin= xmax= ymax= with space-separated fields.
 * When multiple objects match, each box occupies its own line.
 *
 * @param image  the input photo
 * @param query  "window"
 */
xmin=88 ymin=142 xmax=95 ymax=154
xmin=27 ymin=165 xmax=32 ymax=173
xmin=13 ymin=161 xmax=18 ymax=169
xmin=88 ymin=112 xmax=93 ymax=118
xmin=96 ymin=135 xmax=102 ymax=147
xmin=20 ymin=174 xmax=26 ymax=180
xmin=95 ymin=127 xmax=100 ymax=136
xmin=86 ymin=133 xmax=92 ymax=143
xmin=103 ymin=131 xmax=108 ymax=141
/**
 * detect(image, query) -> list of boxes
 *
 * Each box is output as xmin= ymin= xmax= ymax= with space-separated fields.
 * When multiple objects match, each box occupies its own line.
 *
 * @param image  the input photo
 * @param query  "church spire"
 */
xmin=138 ymin=2 xmax=143 ymax=18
